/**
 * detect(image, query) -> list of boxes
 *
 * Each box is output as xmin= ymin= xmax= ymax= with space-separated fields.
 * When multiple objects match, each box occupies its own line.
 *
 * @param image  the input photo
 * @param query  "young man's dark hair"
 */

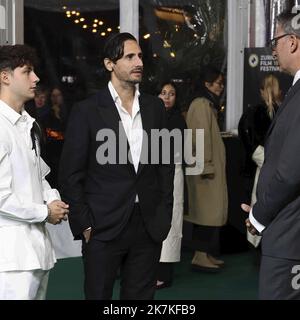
xmin=102 ymin=32 xmax=137 ymax=64
xmin=0 ymin=44 xmax=38 ymax=72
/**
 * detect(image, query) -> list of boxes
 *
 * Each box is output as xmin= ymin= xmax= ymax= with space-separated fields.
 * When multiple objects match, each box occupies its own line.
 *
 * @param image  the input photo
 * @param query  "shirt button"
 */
xmin=21 ymin=115 xmax=27 ymax=122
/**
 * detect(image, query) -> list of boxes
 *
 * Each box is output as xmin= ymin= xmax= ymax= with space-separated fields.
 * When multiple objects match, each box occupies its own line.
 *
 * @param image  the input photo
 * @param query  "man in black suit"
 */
xmin=59 ymin=33 xmax=174 ymax=300
xmin=242 ymin=10 xmax=300 ymax=299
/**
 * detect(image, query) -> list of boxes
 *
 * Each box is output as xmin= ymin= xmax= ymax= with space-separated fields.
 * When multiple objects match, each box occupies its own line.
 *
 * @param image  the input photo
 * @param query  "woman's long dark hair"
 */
xmin=157 ymin=80 xmax=180 ymax=111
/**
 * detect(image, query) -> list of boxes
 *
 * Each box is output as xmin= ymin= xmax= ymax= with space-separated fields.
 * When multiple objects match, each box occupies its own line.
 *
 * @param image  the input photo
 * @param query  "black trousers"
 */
xmin=82 ymin=204 xmax=161 ymax=300
xmin=192 ymin=225 xmax=220 ymax=256
xmin=259 ymin=255 xmax=300 ymax=300
xmin=157 ymin=263 xmax=174 ymax=283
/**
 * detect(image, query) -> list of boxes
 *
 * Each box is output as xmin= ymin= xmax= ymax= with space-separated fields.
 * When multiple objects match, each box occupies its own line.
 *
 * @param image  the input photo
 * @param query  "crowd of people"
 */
xmin=1 ymin=9 xmax=300 ymax=300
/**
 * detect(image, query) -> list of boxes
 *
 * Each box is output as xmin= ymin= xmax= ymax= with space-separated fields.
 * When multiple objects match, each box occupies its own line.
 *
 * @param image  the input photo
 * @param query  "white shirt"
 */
xmin=0 ymin=100 xmax=59 ymax=272
xmin=249 ymin=70 xmax=300 ymax=233
xmin=293 ymin=69 xmax=300 ymax=86
xmin=108 ymin=82 xmax=143 ymax=202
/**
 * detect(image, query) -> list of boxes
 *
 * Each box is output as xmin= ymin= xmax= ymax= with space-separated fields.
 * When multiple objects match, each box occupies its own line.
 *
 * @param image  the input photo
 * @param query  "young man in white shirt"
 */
xmin=0 ymin=44 xmax=69 ymax=300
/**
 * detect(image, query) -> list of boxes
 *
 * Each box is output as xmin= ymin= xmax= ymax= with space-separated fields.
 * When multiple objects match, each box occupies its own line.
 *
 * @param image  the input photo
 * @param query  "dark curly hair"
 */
xmin=0 ymin=44 xmax=38 ymax=72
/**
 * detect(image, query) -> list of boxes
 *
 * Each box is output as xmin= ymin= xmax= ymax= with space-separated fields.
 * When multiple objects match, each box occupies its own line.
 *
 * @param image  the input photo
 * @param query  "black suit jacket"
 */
xmin=59 ymin=87 xmax=174 ymax=243
xmin=253 ymin=79 xmax=300 ymax=259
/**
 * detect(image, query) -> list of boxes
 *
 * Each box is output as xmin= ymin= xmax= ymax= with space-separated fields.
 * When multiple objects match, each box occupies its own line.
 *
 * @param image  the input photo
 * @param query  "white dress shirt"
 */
xmin=249 ymin=69 xmax=300 ymax=233
xmin=108 ymin=82 xmax=143 ymax=202
xmin=0 ymin=100 xmax=59 ymax=272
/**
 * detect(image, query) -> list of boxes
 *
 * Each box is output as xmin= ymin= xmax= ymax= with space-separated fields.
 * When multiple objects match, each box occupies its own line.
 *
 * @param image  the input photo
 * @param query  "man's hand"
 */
xmin=47 ymin=200 xmax=69 ymax=225
xmin=241 ymin=203 xmax=259 ymax=235
xmin=241 ymin=203 xmax=251 ymax=213
xmin=83 ymin=228 xmax=92 ymax=243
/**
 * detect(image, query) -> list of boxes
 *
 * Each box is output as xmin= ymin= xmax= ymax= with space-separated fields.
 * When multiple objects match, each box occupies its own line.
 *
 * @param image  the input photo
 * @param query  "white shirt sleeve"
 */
xmin=249 ymin=208 xmax=266 ymax=233
xmin=0 ymin=144 xmax=48 ymax=223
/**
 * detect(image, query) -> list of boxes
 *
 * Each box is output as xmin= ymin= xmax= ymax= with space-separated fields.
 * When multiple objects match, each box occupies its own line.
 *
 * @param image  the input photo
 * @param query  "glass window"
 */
xmin=24 ymin=0 xmax=119 ymax=103
xmin=139 ymin=0 xmax=227 ymax=115
xmin=24 ymin=0 xmax=227 ymax=112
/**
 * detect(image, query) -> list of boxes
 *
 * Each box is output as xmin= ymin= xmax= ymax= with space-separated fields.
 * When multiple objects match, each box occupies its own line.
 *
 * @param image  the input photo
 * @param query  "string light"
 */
xmin=143 ymin=34 xmax=151 ymax=39
xmin=63 ymin=9 xmax=117 ymax=38
xmin=170 ymin=52 xmax=176 ymax=58
xmin=163 ymin=40 xmax=171 ymax=48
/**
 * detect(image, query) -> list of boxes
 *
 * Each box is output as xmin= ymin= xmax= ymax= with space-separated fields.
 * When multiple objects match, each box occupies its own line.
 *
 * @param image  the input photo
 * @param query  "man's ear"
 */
xmin=0 ymin=70 xmax=10 ymax=85
xmin=290 ymin=35 xmax=298 ymax=53
xmin=104 ymin=58 xmax=114 ymax=72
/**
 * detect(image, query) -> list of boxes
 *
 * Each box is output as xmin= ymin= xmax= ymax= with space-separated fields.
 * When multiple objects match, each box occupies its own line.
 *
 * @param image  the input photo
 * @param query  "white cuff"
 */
xmin=249 ymin=209 xmax=265 ymax=233
xmin=44 ymin=189 xmax=61 ymax=204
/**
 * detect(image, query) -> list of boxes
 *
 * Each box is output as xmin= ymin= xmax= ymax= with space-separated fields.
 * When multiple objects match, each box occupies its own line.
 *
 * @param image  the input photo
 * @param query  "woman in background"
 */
xmin=43 ymin=86 xmax=69 ymax=188
xmin=156 ymin=81 xmax=187 ymax=289
xmin=45 ymin=87 xmax=81 ymax=259
xmin=238 ymin=74 xmax=282 ymax=247
xmin=184 ymin=67 xmax=228 ymax=272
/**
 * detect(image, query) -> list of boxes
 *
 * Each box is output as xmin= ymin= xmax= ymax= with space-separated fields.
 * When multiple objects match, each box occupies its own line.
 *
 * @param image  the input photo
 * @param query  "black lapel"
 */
xmin=266 ymin=79 xmax=300 ymax=139
xmin=96 ymin=88 xmax=135 ymax=175
xmin=137 ymin=94 xmax=152 ymax=175
xmin=96 ymin=88 xmax=122 ymax=134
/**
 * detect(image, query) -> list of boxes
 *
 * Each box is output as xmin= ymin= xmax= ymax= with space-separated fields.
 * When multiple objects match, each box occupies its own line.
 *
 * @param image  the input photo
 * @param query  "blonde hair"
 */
xmin=260 ymin=74 xmax=282 ymax=119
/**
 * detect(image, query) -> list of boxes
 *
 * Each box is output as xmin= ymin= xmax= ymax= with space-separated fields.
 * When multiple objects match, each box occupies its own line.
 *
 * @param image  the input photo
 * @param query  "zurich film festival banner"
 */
xmin=243 ymin=47 xmax=293 ymax=112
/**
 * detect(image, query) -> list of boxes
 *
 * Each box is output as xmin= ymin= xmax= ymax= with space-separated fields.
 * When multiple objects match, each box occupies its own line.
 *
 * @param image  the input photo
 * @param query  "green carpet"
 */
xmin=46 ymin=249 xmax=259 ymax=300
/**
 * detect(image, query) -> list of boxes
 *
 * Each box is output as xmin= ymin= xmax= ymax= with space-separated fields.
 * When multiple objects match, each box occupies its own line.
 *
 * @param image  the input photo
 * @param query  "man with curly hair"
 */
xmin=0 ymin=44 xmax=69 ymax=300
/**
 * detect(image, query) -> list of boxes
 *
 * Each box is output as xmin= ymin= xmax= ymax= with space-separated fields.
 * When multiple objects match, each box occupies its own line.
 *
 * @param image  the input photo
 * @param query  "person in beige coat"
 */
xmin=184 ymin=67 xmax=228 ymax=272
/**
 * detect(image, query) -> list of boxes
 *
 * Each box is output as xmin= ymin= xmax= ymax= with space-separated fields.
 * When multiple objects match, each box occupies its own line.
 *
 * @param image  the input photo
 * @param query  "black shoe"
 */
xmin=156 ymin=281 xmax=172 ymax=290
